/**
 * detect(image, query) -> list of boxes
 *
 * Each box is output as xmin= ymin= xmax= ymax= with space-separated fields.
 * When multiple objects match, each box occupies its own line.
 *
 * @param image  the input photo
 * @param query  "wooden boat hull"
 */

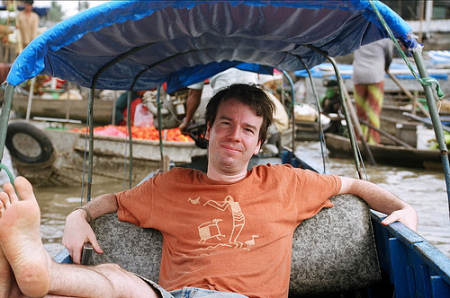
xmin=11 ymin=94 xmax=114 ymax=124
xmin=325 ymin=133 xmax=442 ymax=169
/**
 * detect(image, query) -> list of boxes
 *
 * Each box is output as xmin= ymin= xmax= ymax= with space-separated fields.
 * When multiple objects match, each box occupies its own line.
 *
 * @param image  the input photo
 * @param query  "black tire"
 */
xmin=6 ymin=122 xmax=54 ymax=164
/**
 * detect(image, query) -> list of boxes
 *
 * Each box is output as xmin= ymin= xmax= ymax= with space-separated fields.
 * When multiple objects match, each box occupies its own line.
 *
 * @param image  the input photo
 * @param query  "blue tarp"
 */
xmin=295 ymin=62 xmax=448 ymax=81
xmin=6 ymin=1 xmax=419 ymax=93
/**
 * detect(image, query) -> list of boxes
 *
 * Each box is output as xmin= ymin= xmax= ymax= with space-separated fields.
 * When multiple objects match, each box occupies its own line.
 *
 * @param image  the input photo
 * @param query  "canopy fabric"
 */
xmin=6 ymin=0 xmax=418 ymax=93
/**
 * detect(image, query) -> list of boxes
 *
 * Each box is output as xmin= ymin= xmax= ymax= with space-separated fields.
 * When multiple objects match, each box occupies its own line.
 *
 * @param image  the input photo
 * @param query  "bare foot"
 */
xmin=0 ymin=177 xmax=51 ymax=297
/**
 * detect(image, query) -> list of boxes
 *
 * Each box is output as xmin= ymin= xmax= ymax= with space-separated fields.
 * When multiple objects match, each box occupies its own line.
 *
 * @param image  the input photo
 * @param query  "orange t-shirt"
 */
xmin=116 ymin=164 xmax=341 ymax=297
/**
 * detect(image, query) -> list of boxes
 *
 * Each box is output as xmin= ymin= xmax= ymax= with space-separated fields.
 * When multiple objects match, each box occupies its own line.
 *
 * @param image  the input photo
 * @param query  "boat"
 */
xmin=10 ymin=92 xmax=115 ymax=124
xmin=1 ymin=1 xmax=449 ymax=297
xmin=325 ymin=132 xmax=442 ymax=169
xmin=5 ymin=120 xmax=208 ymax=186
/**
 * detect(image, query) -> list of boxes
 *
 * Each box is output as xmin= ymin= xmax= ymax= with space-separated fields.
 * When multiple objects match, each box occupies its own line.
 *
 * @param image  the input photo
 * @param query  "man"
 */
xmin=353 ymin=38 xmax=394 ymax=144
xmin=0 ymin=84 xmax=417 ymax=297
xmin=16 ymin=0 xmax=39 ymax=51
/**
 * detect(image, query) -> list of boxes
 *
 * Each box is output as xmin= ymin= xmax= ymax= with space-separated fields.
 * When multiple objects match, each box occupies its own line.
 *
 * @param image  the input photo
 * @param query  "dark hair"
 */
xmin=205 ymin=83 xmax=274 ymax=145
xmin=24 ymin=0 xmax=34 ymax=5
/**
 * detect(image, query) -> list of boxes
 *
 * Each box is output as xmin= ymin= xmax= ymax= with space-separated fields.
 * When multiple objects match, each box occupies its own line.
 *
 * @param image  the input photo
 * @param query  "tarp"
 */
xmin=6 ymin=1 xmax=419 ymax=93
xmin=295 ymin=62 xmax=448 ymax=81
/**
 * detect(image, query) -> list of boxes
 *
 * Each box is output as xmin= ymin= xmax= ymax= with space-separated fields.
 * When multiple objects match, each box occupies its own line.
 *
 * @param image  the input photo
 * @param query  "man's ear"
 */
xmin=205 ymin=121 xmax=211 ymax=140
xmin=253 ymin=140 xmax=262 ymax=155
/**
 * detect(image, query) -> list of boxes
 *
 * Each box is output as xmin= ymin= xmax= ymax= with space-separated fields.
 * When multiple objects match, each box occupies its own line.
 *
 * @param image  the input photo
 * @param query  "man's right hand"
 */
xmin=62 ymin=208 xmax=103 ymax=264
xmin=178 ymin=120 xmax=188 ymax=132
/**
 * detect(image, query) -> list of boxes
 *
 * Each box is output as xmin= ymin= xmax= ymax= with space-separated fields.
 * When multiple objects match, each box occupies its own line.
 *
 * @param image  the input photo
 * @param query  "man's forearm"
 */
xmin=339 ymin=177 xmax=405 ymax=212
xmin=338 ymin=176 xmax=417 ymax=231
xmin=185 ymin=88 xmax=203 ymax=122
xmin=73 ymin=193 xmax=118 ymax=221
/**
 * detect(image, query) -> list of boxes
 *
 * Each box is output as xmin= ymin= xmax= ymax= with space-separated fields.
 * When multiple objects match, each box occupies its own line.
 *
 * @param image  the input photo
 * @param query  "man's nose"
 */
xmin=229 ymin=126 xmax=241 ymax=141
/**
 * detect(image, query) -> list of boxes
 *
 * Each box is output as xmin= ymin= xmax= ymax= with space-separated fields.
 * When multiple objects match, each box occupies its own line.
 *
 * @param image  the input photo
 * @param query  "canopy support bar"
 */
xmin=303 ymin=45 xmax=366 ymax=178
xmin=412 ymin=51 xmax=450 ymax=217
xmin=0 ymin=84 xmax=15 ymax=163
xmin=86 ymin=87 xmax=95 ymax=202
xmin=281 ymin=70 xmax=296 ymax=158
xmin=81 ymin=42 xmax=162 ymax=198
xmin=125 ymin=91 xmax=133 ymax=189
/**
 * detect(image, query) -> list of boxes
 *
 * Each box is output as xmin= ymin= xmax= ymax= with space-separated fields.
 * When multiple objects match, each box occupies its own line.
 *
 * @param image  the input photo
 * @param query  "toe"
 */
xmin=0 ymin=192 xmax=10 ymax=209
xmin=14 ymin=177 xmax=35 ymax=202
xmin=3 ymin=183 xmax=18 ymax=203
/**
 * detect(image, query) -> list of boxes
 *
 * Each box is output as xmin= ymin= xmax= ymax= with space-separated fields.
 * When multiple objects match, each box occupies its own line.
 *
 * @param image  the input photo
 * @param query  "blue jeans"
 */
xmin=135 ymin=274 xmax=248 ymax=298
xmin=169 ymin=287 xmax=249 ymax=298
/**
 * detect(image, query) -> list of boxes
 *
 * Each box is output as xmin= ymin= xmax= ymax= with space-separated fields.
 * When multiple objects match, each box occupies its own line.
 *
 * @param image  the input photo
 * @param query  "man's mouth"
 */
xmin=221 ymin=144 xmax=242 ymax=154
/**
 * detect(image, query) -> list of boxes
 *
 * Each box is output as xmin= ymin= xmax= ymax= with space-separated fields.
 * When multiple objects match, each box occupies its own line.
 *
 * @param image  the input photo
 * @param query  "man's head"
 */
xmin=23 ymin=0 xmax=34 ymax=12
xmin=205 ymin=83 xmax=274 ymax=145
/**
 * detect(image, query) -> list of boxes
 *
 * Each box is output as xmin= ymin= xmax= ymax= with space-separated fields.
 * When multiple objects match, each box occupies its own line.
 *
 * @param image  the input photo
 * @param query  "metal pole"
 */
xmin=86 ymin=88 xmax=95 ymax=202
xmin=25 ymin=77 xmax=36 ymax=122
xmin=126 ymin=92 xmax=133 ymax=189
xmin=281 ymin=70 xmax=296 ymax=156
xmin=327 ymin=57 xmax=365 ymax=178
xmin=156 ymin=85 xmax=164 ymax=162
xmin=413 ymin=51 xmax=450 ymax=217
xmin=0 ymin=84 xmax=15 ymax=162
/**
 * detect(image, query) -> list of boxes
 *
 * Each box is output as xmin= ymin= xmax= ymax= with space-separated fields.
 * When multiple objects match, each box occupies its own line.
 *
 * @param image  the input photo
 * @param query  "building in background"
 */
xmin=383 ymin=0 xmax=450 ymax=49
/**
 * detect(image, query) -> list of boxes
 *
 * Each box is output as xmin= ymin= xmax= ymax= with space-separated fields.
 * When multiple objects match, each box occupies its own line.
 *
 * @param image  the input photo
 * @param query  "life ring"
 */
xmin=6 ymin=122 xmax=55 ymax=164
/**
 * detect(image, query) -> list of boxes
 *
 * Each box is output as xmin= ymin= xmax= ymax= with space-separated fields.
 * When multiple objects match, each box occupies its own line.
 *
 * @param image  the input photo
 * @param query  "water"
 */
xmin=299 ymin=141 xmax=450 ymax=256
xmin=9 ymin=141 xmax=450 ymax=258
xmin=36 ymin=181 xmax=127 ymax=258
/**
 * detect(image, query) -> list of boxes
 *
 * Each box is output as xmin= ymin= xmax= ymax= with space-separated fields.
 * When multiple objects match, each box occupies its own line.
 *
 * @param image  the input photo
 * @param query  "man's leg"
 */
xmin=0 ymin=177 xmax=160 ymax=298
xmin=0 ymin=243 xmax=16 ymax=297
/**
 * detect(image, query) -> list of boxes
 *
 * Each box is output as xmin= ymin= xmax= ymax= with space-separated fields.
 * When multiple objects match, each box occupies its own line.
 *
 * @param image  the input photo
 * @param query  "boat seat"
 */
xmin=85 ymin=194 xmax=381 ymax=296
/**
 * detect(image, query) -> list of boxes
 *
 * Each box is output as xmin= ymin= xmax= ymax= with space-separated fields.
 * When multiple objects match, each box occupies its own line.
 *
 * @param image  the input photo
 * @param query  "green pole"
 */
xmin=0 ymin=84 xmax=14 ymax=162
xmin=413 ymin=51 xmax=450 ymax=217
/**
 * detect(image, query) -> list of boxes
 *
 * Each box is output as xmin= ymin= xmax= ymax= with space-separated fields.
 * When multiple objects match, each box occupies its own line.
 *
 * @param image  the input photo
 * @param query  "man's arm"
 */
xmin=62 ymin=193 xmax=118 ymax=264
xmin=338 ymin=176 xmax=418 ymax=231
xmin=179 ymin=88 xmax=203 ymax=131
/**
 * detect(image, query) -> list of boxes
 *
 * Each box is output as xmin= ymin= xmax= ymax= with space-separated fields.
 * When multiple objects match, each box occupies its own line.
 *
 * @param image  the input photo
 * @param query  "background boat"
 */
xmin=325 ymin=132 xmax=442 ymax=169
xmin=10 ymin=91 xmax=114 ymax=125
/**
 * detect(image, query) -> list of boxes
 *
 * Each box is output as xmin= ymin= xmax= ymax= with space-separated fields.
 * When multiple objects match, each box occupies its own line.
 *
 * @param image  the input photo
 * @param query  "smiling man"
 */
xmin=204 ymin=86 xmax=268 ymax=182
xmin=0 ymin=84 xmax=416 ymax=298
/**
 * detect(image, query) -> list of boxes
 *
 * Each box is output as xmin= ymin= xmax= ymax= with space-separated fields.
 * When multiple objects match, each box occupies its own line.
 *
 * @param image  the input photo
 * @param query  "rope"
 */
xmin=368 ymin=0 xmax=444 ymax=99
xmin=0 ymin=163 xmax=15 ymax=185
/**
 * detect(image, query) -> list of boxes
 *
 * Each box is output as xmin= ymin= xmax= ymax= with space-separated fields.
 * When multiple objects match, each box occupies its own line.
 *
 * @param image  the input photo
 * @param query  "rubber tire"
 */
xmin=6 ymin=122 xmax=54 ymax=164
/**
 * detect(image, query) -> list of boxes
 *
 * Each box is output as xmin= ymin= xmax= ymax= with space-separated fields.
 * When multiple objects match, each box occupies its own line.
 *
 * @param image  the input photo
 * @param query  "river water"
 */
xmin=5 ymin=141 xmax=449 ymax=259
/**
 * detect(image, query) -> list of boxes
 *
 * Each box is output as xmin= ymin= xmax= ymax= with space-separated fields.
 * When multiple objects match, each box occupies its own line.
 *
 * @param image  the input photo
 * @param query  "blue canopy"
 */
xmin=6 ymin=1 xmax=418 ymax=93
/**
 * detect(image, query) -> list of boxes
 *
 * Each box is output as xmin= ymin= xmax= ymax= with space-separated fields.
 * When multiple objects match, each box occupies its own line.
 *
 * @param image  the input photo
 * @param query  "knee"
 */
xmin=96 ymin=263 xmax=123 ymax=271
xmin=94 ymin=263 xmax=156 ymax=297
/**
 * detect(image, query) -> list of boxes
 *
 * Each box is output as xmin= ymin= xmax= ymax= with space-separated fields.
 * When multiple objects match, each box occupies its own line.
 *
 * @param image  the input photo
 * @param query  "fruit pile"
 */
xmin=70 ymin=125 xmax=193 ymax=142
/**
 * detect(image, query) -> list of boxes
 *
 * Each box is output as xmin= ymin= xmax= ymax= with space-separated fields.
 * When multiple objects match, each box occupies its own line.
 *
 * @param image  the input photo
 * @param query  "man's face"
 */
xmin=24 ymin=4 xmax=33 ymax=12
xmin=205 ymin=98 xmax=262 ymax=176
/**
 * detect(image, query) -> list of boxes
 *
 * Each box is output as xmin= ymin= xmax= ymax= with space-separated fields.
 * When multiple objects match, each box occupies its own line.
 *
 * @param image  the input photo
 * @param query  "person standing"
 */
xmin=113 ymin=91 xmax=144 ymax=125
xmin=353 ymin=38 xmax=393 ymax=144
xmin=16 ymin=0 xmax=39 ymax=51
